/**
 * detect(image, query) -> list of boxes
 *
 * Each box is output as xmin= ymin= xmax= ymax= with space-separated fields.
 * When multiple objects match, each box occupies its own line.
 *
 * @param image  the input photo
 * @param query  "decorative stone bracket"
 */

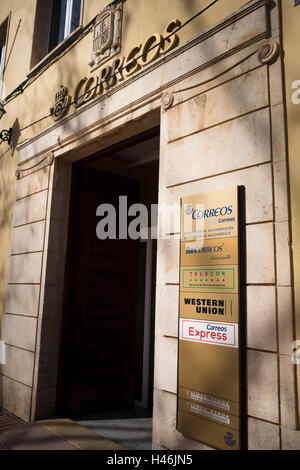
xmin=257 ymin=39 xmax=280 ymax=65
xmin=162 ymin=92 xmax=174 ymax=111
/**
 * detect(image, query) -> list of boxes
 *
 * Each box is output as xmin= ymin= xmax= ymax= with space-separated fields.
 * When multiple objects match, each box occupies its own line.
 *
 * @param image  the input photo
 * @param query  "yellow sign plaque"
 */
xmin=177 ymin=187 xmax=242 ymax=450
xmin=179 ymin=292 xmax=239 ymax=322
xmin=181 ymin=265 xmax=239 ymax=292
xmin=180 ymin=237 xmax=239 ymax=266
xmin=181 ymin=187 xmax=239 ymax=241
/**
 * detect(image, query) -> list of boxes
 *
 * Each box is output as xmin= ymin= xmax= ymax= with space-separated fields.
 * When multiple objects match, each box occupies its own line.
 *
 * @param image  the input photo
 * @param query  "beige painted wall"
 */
xmin=0 ymin=0 xmax=36 ymax=331
xmin=0 ymin=0 xmax=249 ymax=329
xmin=282 ymin=0 xmax=300 ymax=422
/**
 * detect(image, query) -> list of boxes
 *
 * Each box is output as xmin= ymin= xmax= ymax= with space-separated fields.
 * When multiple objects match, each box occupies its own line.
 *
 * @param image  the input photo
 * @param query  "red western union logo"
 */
xmin=180 ymin=318 xmax=238 ymax=348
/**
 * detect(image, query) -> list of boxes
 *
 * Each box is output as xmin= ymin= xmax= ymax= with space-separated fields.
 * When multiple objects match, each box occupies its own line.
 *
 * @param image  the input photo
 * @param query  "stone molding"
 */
xmin=16 ymin=152 xmax=54 ymax=179
xmin=16 ymin=0 xmax=270 ymax=164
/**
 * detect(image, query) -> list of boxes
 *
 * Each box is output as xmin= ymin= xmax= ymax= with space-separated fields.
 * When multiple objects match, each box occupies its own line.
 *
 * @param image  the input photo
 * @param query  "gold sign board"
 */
xmin=177 ymin=187 xmax=241 ymax=450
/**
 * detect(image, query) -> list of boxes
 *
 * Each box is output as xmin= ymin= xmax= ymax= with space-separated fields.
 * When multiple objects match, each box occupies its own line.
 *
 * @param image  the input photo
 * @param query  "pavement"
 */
xmin=0 ymin=411 xmax=125 ymax=451
xmin=74 ymin=407 xmax=153 ymax=450
xmin=0 ymin=407 xmax=153 ymax=451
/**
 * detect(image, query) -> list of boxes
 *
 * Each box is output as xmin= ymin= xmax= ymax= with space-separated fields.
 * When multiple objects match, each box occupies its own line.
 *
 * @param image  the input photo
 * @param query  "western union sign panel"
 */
xmin=177 ymin=187 xmax=241 ymax=450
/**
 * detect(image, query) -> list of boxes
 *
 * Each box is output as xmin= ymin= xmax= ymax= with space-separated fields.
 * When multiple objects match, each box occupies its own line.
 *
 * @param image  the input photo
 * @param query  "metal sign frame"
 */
xmin=176 ymin=186 xmax=246 ymax=451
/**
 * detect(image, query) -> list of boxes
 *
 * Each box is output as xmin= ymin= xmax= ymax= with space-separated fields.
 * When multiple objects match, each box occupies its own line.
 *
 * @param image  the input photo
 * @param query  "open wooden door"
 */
xmin=59 ymin=168 xmax=140 ymax=415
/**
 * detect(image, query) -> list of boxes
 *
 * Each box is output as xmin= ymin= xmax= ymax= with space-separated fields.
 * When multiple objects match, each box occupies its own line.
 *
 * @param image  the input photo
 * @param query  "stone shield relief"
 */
xmin=89 ymin=2 xmax=123 ymax=72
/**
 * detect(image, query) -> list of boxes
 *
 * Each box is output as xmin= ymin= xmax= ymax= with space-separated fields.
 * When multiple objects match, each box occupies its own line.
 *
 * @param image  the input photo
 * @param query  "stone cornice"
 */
xmin=16 ymin=0 xmax=270 ymax=163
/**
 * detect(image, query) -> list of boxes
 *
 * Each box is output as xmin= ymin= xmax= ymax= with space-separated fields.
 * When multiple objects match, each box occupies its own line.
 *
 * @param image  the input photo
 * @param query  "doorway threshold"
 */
xmin=72 ymin=406 xmax=153 ymax=451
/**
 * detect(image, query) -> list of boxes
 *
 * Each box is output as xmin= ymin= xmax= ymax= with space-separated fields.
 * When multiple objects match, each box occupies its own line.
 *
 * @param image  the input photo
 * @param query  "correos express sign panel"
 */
xmin=177 ymin=187 xmax=241 ymax=450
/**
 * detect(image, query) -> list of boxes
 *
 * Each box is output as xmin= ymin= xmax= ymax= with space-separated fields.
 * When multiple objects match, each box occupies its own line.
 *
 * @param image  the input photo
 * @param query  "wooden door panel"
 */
xmin=65 ymin=168 xmax=140 ymax=415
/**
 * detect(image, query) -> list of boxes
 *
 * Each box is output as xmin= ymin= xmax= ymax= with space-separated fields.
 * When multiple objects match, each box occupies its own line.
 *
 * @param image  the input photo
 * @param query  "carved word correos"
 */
xmin=50 ymin=19 xmax=181 ymax=120
xmin=73 ymin=18 xmax=181 ymax=109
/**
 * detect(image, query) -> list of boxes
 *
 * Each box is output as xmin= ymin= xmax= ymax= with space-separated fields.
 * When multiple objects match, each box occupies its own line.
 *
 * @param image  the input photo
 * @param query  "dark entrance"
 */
xmin=57 ymin=131 xmax=159 ymax=417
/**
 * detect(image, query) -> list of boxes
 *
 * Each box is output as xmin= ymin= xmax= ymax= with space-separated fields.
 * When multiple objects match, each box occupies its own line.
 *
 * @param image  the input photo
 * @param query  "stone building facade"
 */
xmin=0 ymin=0 xmax=300 ymax=450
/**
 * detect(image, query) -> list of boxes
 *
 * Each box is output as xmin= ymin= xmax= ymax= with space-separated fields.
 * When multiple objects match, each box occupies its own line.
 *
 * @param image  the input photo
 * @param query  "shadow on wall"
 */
xmin=0 ymin=118 xmax=20 ymax=162
xmin=154 ymin=2 xmax=284 ymax=450
xmin=0 ymin=118 xmax=20 ymax=334
xmin=10 ymin=118 xmax=21 ymax=158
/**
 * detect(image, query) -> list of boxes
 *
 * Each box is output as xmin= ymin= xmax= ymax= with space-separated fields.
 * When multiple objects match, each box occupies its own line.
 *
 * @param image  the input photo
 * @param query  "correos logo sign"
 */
xmin=184 ymin=205 xmax=233 ymax=220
